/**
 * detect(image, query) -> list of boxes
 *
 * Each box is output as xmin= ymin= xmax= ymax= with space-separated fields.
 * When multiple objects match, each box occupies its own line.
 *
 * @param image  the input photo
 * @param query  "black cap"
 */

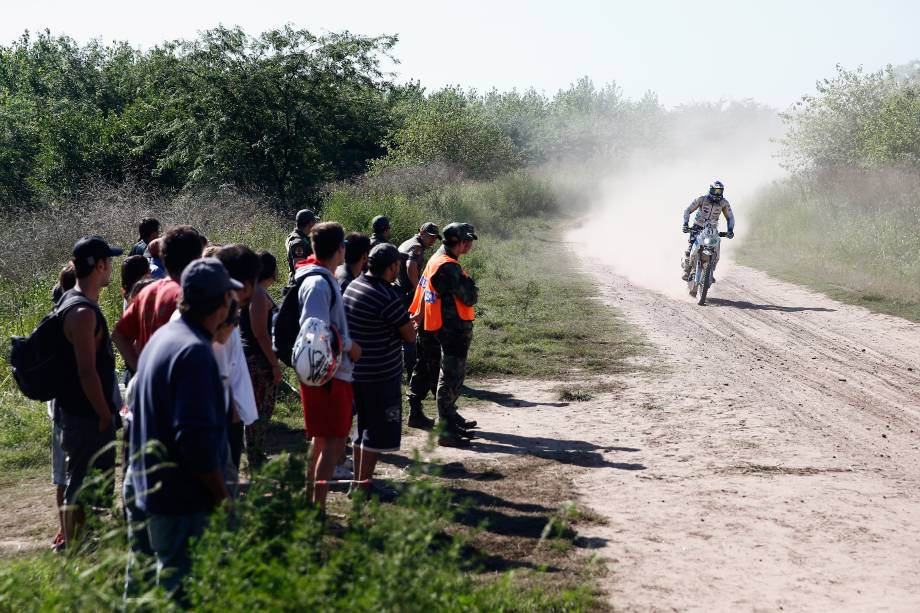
xmin=72 ymin=235 xmax=123 ymax=267
xmin=420 ymin=222 xmax=442 ymax=239
xmin=372 ymin=215 xmax=390 ymax=233
xmin=296 ymin=209 xmax=318 ymax=228
xmin=442 ymin=222 xmax=478 ymax=243
xmin=367 ymin=243 xmax=399 ymax=270
xmin=181 ymin=257 xmax=244 ymax=308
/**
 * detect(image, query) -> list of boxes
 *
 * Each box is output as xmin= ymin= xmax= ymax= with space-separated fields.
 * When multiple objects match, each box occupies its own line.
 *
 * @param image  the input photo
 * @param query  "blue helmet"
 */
xmin=709 ymin=180 xmax=725 ymax=201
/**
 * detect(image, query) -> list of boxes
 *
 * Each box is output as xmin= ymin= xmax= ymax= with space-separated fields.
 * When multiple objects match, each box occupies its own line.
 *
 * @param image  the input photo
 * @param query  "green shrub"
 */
xmin=0 ymin=453 xmax=594 ymax=612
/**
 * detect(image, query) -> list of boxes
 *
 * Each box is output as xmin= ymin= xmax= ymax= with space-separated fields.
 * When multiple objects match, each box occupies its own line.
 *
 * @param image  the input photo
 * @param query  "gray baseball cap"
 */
xmin=181 ymin=257 xmax=243 ymax=308
xmin=420 ymin=222 xmax=442 ymax=239
xmin=368 ymin=243 xmax=400 ymax=269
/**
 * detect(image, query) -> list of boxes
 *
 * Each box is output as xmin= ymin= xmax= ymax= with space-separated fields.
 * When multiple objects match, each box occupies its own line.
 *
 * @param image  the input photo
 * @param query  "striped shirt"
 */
xmin=343 ymin=273 xmax=410 ymax=383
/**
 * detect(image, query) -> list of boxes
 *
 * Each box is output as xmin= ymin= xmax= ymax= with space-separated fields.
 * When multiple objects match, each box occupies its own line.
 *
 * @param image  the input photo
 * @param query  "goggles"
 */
xmin=710 ymin=187 xmax=724 ymax=197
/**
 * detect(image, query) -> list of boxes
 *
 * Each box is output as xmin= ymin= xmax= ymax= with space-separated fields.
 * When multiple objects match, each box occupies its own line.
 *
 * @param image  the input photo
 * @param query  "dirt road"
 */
xmin=425 ymin=261 xmax=920 ymax=611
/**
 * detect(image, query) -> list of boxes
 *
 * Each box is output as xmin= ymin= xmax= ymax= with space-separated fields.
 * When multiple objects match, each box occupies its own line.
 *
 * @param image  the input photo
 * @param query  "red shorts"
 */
xmin=300 ymin=378 xmax=354 ymax=438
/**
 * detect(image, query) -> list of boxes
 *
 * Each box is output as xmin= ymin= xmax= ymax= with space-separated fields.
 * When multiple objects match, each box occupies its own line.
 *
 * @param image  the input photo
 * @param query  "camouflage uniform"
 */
xmin=285 ymin=229 xmax=312 ymax=284
xmin=407 ymin=245 xmax=478 ymax=429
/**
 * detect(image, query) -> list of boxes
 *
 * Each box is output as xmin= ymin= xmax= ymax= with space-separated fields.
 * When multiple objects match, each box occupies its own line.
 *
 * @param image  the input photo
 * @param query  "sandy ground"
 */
xmin=414 ymin=260 xmax=920 ymax=612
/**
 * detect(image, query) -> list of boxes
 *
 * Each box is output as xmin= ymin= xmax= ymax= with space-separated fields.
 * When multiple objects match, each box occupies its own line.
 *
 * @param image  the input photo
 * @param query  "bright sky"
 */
xmin=3 ymin=0 xmax=917 ymax=109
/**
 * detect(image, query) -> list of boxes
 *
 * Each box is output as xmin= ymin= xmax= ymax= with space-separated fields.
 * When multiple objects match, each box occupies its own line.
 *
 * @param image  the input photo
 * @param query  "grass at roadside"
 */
xmin=739 ymin=176 xmax=920 ymax=322
xmin=736 ymin=250 xmax=920 ymax=321
xmin=0 ymin=170 xmax=635 ymax=609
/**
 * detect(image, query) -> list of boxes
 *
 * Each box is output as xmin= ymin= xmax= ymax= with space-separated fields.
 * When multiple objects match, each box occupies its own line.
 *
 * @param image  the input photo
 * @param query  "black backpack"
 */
xmin=8 ymin=293 xmax=93 ymax=401
xmin=274 ymin=271 xmax=337 ymax=368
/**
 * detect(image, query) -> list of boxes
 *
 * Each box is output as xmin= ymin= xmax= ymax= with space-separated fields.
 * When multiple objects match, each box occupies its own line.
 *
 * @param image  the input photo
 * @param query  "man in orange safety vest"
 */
xmin=407 ymin=222 xmax=479 ymax=447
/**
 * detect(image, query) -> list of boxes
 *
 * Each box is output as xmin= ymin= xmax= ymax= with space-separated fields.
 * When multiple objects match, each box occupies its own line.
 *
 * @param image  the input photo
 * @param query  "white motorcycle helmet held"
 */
xmin=292 ymin=317 xmax=343 ymax=386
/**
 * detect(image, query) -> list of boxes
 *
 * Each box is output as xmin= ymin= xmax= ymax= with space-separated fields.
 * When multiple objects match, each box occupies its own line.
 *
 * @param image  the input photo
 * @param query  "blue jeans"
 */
xmin=123 ymin=474 xmax=153 ymax=598
xmin=147 ymin=512 xmax=208 ymax=599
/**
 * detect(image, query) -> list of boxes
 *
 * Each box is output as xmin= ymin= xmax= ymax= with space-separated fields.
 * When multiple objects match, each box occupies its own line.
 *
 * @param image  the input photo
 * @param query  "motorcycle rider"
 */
xmin=682 ymin=180 xmax=735 ymax=282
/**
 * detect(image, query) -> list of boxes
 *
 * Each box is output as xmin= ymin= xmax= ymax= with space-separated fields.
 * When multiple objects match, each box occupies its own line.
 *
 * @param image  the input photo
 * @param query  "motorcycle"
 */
xmin=682 ymin=221 xmax=729 ymax=306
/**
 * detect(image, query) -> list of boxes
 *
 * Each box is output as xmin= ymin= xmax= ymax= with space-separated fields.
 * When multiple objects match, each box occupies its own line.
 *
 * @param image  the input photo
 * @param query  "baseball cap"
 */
xmin=420 ymin=222 xmax=442 ymax=239
xmin=367 ymin=243 xmax=399 ymax=270
xmin=296 ymin=209 xmax=319 ymax=227
xmin=371 ymin=215 xmax=390 ymax=233
xmin=72 ymin=236 xmax=123 ymax=267
xmin=442 ymin=222 xmax=478 ymax=243
xmin=181 ymin=257 xmax=244 ymax=308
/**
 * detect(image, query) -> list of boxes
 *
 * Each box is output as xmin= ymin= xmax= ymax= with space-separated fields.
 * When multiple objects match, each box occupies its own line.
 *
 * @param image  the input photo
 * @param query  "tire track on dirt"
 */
xmin=570 ymin=261 xmax=920 ymax=611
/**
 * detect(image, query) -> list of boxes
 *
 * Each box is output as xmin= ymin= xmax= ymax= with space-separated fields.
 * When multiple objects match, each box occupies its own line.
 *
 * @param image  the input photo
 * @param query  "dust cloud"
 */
xmin=578 ymin=105 xmax=785 ymax=299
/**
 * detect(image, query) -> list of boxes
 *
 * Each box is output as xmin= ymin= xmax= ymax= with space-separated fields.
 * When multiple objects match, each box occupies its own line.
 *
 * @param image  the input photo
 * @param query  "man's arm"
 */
xmin=432 ymin=263 xmax=478 ymax=307
xmin=406 ymin=259 xmax=420 ymax=288
xmin=683 ymin=198 xmax=701 ymax=227
xmin=111 ymin=328 xmax=139 ymax=373
xmin=722 ymin=201 xmax=735 ymax=232
xmin=398 ymin=321 xmax=416 ymax=343
xmin=112 ymin=301 xmax=142 ymax=372
xmin=406 ymin=246 xmax=422 ymax=288
xmin=63 ymin=307 xmax=112 ymax=432
xmin=248 ymin=291 xmax=282 ymax=384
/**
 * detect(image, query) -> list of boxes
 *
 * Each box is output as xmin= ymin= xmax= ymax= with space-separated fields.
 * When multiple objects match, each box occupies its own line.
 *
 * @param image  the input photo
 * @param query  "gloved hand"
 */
xmin=682 ymin=225 xmax=691 ymax=233
xmin=726 ymin=230 xmax=734 ymax=239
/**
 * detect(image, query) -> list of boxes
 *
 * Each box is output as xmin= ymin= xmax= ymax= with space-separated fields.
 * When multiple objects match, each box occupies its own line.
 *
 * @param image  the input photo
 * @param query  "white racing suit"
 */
xmin=682 ymin=195 xmax=735 ymax=278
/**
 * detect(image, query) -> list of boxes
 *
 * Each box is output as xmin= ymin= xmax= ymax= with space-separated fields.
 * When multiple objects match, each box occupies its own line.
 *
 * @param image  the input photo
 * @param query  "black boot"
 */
xmin=437 ymin=431 xmax=471 ymax=448
xmin=407 ymin=401 xmax=435 ymax=430
xmin=455 ymin=412 xmax=478 ymax=429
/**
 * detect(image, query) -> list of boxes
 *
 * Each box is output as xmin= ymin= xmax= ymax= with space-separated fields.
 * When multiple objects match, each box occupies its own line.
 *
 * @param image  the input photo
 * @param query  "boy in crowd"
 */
xmin=213 ymin=245 xmax=264 ymax=469
xmin=130 ymin=217 xmax=160 ymax=257
xmin=295 ymin=222 xmax=361 ymax=509
xmin=120 ymin=255 xmax=151 ymax=311
xmin=113 ymin=226 xmax=203 ymax=372
xmin=58 ymin=236 xmax=123 ymax=544
xmin=335 ymin=232 xmax=371 ymax=293
xmin=343 ymin=244 xmax=415 ymax=497
xmin=49 ymin=262 xmax=76 ymax=551
xmin=241 ymin=250 xmax=281 ymax=470
xmin=128 ymin=258 xmax=238 ymax=598
xmin=145 ymin=238 xmax=166 ymax=279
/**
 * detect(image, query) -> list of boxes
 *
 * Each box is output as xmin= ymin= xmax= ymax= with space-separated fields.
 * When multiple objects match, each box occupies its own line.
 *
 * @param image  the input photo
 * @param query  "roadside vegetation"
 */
xmin=0 ymin=24 xmax=660 ymax=610
xmin=739 ymin=63 xmax=920 ymax=319
xmin=0 ymin=171 xmax=636 ymax=610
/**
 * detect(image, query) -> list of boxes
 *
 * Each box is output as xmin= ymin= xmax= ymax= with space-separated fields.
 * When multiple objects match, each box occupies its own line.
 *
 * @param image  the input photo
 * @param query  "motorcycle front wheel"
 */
xmin=697 ymin=262 xmax=711 ymax=305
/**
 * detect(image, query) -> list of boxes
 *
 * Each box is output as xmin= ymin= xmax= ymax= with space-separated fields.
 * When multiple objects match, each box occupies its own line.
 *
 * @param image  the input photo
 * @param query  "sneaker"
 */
xmin=407 ymin=411 xmax=435 ymax=430
xmin=681 ymin=272 xmax=690 ymax=281
xmin=438 ymin=432 xmax=471 ymax=448
xmin=710 ymin=276 xmax=716 ymax=284
xmin=455 ymin=413 xmax=477 ymax=429
xmin=51 ymin=531 xmax=65 ymax=553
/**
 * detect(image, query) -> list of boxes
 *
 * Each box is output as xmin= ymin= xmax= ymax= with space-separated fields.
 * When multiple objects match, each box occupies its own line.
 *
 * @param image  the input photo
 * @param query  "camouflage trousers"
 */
xmin=408 ymin=328 xmax=472 ymax=427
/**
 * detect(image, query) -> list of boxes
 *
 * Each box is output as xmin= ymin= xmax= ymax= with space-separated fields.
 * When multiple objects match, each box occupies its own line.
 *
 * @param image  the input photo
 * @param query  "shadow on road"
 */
xmin=461 ymin=385 xmax=570 ymax=408
xmin=468 ymin=430 xmax=646 ymax=471
xmin=707 ymin=297 xmax=836 ymax=313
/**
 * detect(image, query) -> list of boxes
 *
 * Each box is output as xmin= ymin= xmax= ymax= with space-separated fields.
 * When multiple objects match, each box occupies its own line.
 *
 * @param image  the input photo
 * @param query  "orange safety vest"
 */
xmin=409 ymin=252 xmax=475 ymax=332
